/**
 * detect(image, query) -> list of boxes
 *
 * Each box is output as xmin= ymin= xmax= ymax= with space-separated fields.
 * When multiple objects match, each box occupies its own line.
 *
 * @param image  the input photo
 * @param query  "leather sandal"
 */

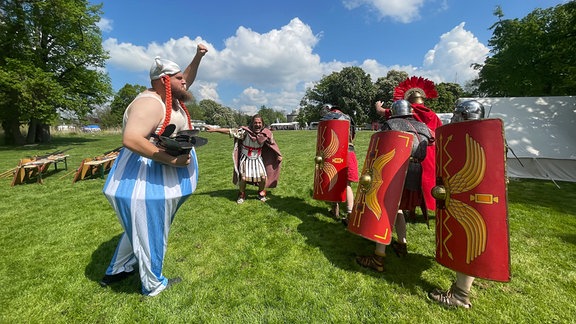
xmin=355 ymin=254 xmax=385 ymax=272
xmin=428 ymin=284 xmax=472 ymax=309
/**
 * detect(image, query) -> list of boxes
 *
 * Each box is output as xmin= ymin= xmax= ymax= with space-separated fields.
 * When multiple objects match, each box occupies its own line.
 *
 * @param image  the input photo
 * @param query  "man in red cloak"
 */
xmin=207 ymin=115 xmax=282 ymax=203
xmin=392 ymin=76 xmax=441 ymax=215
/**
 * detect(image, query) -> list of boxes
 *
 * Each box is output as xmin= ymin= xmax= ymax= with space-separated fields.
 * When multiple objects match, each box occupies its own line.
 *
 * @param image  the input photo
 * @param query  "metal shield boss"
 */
xmin=347 ymin=130 xmax=413 ymax=245
xmin=433 ymin=119 xmax=511 ymax=282
xmin=313 ymin=119 xmax=350 ymax=202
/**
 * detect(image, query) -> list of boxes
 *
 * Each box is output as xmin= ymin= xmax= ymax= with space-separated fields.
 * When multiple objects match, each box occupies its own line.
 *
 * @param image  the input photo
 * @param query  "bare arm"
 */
xmin=205 ymin=125 xmax=231 ymax=134
xmin=122 ymin=97 xmax=190 ymax=167
xmin=183 ymin=44 xmax=208 ymax=90
xmin=375 ymin=101 xmax=390 ymax=117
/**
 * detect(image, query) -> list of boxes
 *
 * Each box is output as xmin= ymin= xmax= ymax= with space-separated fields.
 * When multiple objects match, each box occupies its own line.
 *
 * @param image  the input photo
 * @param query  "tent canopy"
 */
xmin=460 ymin=97 xmax=576 ymax=183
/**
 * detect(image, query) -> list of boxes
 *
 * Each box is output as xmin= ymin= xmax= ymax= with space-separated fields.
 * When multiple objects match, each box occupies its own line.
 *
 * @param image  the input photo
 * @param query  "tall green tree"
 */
xmin=232 ymin=110 xmax=250 ymax=127
xmin=476 ymin=3 xmax=576 ymax=96
xmin=299 ymin=66 xmax=376 ymax=125
xmin=199 ymin=99 xmax=236 ymax=127
xmin=184 ymin=95 xmax=204 ymax=121
xmin=427 ymin=82 xmax=465 ymax=113
xmin=372 ymin=70 xmax=410 ymax=121
xmin=257 ymin=106 xmax=286 ymax=125
xmin=99 ymin=84 xmax=147 ymax=128
xmin=0 ymin=0 xmax=112 ymax=144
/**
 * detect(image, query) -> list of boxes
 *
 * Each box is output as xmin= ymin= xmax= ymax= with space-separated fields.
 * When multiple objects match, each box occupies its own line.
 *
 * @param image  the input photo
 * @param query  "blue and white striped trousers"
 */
xmin=102 ymin=147 xmax=198 ymax=296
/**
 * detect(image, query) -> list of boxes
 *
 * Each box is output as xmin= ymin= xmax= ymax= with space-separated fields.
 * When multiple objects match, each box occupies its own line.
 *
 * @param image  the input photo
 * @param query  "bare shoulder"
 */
xmin=127 ymin=91 xmax=164 ymax=119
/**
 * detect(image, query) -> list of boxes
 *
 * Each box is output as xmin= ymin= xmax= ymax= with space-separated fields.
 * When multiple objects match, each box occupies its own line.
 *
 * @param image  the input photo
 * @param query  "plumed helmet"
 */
xmin=451 ymin=100 xmax=485 ymax=122
xmin=407 ymin=90 xmax=424 ymax=104
xmin=390 ymin=100 xmax=413 ymax=117
xmin=150 ymin=56 xmax=181 ymax=80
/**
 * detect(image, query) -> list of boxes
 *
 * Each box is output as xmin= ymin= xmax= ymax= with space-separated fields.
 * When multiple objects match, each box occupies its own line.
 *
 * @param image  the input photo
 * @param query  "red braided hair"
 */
xmin=156 ymin=75 xmax=192 ymax=135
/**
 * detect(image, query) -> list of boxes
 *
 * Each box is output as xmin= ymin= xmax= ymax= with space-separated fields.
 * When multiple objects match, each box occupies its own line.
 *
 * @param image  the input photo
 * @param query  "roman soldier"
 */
xmin=207 ymin=115 xmax=282 ymax=203
xmin=393 ymin=76 xmax=442 ymax=218
xmin=428 ymin=100 xmax=511 ymax=308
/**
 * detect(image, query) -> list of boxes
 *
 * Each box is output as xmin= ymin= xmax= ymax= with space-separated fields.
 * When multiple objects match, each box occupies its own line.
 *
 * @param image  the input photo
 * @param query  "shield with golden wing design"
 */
xmin=433 ymin=119 xmax=510 ymax=282
xmin=313 ymin=119 xmax=350 ymax=202
xmin=347 ymin=130 xmax=413 ymax=245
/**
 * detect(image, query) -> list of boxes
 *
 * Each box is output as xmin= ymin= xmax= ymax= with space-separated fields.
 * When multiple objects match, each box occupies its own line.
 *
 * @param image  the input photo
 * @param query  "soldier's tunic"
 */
xmin=230 ymin=128 xmax=267 ymax=183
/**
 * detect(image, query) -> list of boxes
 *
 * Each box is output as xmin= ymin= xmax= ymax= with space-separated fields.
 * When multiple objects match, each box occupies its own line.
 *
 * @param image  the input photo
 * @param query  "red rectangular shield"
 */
xmin=347 ymin=130 xmax=413 ymax=245
xmin=434 ymin=118 xmax=511 ymax=282
xmin=313 ymin=119 xmax=350 ymax=202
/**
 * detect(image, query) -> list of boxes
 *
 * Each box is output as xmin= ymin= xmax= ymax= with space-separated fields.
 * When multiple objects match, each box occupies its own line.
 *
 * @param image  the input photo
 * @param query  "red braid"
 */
xmin=157 ymin=75 xmax=193 ymax=134
xmin=157 ymin=75 xmax=172 ymax=135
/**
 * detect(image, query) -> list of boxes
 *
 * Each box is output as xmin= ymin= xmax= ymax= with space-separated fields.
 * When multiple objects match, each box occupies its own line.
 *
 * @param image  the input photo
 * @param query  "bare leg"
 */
xmin=455 ymin=272 xmax=475 ymax=292
xmin=331 ymin=202 xmax=340 ymax=218
xmin=237 ymin=179 xmax=247 ymax=203
xmin=391 ymin=210 xmax=408 ymax=256
xmin=257 ymin=180 xmax=267 ymax=201
xmin=346 ymin=183 xmax=354 ymax=214
xmin=257 ymin=180 xmax=266 ymax=192
xmin=239 ymin=179 xmax=246 ymax=193
xmin=395 ymin=210 xmax=407 ymax=244
xmin=374 ymin=243 xmax=386 ymax=257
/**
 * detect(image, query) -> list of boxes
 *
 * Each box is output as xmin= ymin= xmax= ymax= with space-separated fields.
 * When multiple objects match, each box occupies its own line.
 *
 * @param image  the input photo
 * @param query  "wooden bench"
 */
xmin=72 ymin=150 xmax=120 ymax=183
xmin=11 ymin=154 xmax=69 ymax=186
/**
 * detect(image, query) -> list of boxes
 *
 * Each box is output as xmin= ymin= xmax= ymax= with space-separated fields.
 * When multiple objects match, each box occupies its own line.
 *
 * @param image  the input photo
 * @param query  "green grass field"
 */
xmin=0 ymin=130 xmax=575 ymax=323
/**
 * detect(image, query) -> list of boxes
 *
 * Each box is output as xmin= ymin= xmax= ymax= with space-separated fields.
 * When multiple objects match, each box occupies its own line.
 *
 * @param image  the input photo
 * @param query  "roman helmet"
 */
xmin=390 ymin=99 xmax=413 ymax=117
xmin=451 ymin=100 xmax=485 ymax=123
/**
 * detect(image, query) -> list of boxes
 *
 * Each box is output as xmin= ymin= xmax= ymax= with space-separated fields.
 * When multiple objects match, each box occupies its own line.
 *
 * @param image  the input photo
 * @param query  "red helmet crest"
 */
xmin=393 ymin=76 xmax=438 ymax=101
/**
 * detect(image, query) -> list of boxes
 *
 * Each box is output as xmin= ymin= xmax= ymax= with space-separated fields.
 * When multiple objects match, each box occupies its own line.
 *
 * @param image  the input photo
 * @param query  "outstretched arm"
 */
xmin=205 ymin=125 xmax=231 ymax=134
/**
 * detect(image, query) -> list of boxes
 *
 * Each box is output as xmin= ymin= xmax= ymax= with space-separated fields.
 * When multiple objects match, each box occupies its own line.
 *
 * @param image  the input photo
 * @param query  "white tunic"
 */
xmin=230 ymin=128 xmax=267 ymax=183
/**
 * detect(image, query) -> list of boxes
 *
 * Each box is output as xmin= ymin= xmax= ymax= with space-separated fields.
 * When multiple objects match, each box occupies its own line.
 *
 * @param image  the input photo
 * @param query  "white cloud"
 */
xmin=102 ymin=19 xmax=487 ymax=114
xmin=343 ymin=0 xmax=427 ymax=23
xmin=102 ymin=38 xmax=152 ymax=71
xmin=216 ymin=18 xmax=322 ymax=89
xmin=96 ymin=17 xmax=113 ymax=33
xmin=103 ymin=18 xmax=327 ymax=112
xmin=422 ymin=22 xmax=489 ymax=84
xmin=194 ymin=81 xmax=220 ymax=102
xmin=360 ymin=59 xmax=418 ymax=81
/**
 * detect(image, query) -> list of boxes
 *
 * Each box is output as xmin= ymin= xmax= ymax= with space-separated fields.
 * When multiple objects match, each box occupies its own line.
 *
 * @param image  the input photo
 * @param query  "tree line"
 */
xmin=1 ymin=1 xmax=574 ymax=144
xmin=97 ymin=85 xmax=288 ymax=130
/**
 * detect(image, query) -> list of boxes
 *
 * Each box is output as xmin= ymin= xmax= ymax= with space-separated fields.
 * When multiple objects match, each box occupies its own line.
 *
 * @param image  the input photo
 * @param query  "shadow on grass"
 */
xmin=195 ymin=187 xmax=283 ymax=203
xmin=266 ymin=193 xmax=436 ymax=293
xmin=85 ymin=234 xmax=141 ymax=295
xmin=195 ymin=188 xmax=241 ymax=203
xmin=560 ymin=233 xmax=576 ymax=245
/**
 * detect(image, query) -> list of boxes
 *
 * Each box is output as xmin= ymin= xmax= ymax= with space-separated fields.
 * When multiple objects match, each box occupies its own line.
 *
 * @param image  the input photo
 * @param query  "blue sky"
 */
xmin=93 ymin=0 xmax=567 ymax=115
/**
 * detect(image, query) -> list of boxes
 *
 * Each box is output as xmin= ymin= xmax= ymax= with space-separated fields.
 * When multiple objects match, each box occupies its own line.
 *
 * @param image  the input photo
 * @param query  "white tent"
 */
xmin=460 ymin=96 xmax=576 ymax=183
